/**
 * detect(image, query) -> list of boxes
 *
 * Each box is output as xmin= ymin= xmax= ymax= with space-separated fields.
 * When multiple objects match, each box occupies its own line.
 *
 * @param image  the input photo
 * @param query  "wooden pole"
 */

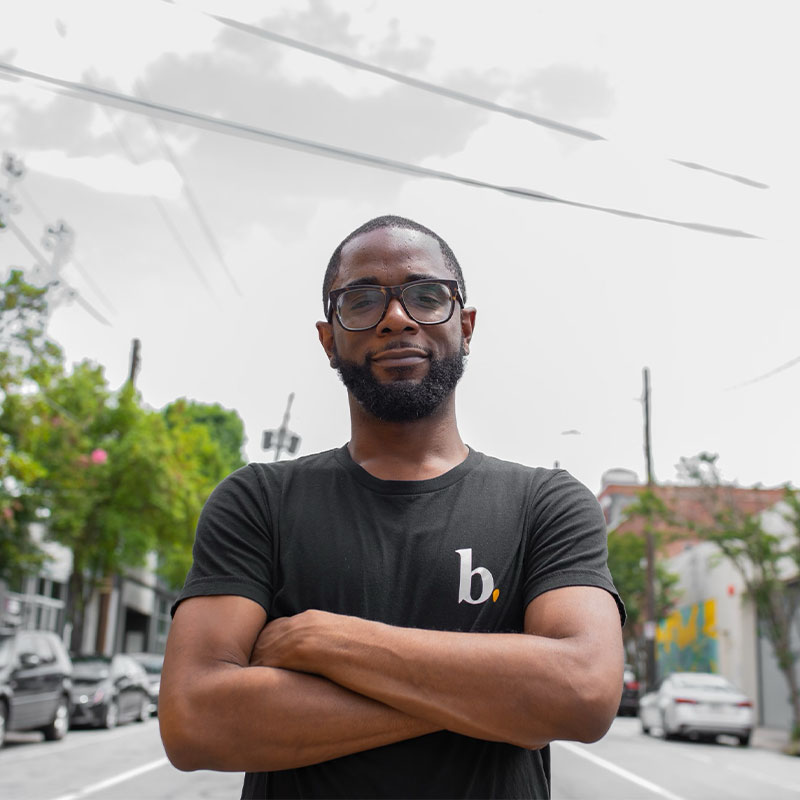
xmin=642 ymin=367 xmax=657 ymax=689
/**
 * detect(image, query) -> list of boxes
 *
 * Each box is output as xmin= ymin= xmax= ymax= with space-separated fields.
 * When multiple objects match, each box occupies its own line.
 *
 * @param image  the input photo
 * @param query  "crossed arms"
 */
xmin=159 ymin=586 xmax=623 ymax=773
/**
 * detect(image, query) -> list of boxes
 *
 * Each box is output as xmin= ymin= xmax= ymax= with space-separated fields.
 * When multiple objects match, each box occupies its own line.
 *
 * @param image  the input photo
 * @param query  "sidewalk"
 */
xmin=753 ymin=726 xmax=795 ymax=754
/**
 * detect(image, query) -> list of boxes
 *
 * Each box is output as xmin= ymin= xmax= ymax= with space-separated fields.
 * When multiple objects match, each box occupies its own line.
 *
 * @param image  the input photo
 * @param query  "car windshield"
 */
xmin=72 ymin=657 xmax=111 ymax=680
xmin=0 ymin=634 xmax=13 ymax=668
xmin=672 ymin=674 xmax=736 ymax=691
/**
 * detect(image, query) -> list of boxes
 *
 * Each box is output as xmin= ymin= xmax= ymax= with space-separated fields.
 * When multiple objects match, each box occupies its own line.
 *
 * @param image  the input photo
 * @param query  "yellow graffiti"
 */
xmin=656 ymin=599 xmax=717 ymax=673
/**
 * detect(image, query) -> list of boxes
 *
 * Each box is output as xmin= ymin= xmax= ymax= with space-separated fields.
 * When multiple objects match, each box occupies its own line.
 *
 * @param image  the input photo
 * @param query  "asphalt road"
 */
xmin=1 ymin=715 xmax=798 ymax=799
xmin=551 ymin=717 xmax=800 ymax=800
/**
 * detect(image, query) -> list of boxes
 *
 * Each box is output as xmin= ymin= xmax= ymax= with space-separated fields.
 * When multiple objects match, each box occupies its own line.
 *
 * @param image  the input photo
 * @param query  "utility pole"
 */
xmin=642 ymin=366 xmax=657 ymax=690
xmin=262 ymin=393 xmax=301 ymax=462
xmin=128 ymin=338 xmax=141 ymax=387
xmin=96 ymin=339 xmax=140 ymax=654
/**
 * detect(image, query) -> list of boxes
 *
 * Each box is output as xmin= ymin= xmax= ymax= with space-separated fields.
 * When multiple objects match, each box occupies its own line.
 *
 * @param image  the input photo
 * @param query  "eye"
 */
xmin=341 ymin=290 xmax=382 ymax=312
xmin=407 ymin=284 xmax=449 ymax=308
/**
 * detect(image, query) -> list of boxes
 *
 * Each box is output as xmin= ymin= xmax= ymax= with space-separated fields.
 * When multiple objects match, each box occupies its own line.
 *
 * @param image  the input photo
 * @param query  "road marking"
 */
xmin=47 ymin=757 xmax=169 ymax=800
xmin=553 ymin=741 xmax=688 ymax=800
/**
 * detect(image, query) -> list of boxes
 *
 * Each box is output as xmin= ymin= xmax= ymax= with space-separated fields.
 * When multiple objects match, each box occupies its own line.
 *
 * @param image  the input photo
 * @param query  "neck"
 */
xmin=346 ymin=393 xmax=468 ymax=481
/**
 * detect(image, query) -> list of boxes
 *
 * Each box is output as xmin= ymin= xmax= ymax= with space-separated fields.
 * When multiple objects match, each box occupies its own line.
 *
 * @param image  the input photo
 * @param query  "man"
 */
xmin=160 ymin=216 xmax=625 ymax=799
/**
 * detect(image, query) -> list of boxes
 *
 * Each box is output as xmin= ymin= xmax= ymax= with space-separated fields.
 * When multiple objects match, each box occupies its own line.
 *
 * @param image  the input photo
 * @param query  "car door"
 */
xmin=29 ymin=634 xmax=61 ymax=728
xmin=9 ymin=632 xmax=48 ymax=730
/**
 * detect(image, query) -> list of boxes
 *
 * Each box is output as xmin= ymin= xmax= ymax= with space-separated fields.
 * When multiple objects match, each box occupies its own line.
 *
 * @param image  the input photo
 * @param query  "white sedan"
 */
xmin=639 ymin=672 xmax=754 ymax=746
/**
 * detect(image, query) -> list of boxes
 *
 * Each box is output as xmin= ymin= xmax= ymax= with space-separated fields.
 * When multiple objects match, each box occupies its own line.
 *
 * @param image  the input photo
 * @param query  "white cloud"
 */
xmin=25 ymin=150 xmax=182 ymax=198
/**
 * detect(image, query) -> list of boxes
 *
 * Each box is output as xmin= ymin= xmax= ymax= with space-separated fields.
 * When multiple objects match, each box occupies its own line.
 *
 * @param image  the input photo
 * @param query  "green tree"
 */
xmin=11 ymin=362 xmax=180 ymax=649
xmin=607 ymin=487 xmax=680 ymax=674
xmin=677 ymin=453 xmax=800 ymax=752
xmin=1 ymin=270 xmax=248 ymax=648
xmin=0 ymin=270 xmax=63 ymax=581
xmin=158 ymin=399 xmax=246 ymax=588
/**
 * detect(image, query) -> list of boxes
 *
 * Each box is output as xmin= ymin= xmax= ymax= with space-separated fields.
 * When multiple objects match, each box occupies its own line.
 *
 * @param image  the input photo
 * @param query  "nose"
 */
xmin=379 ymin=296 xmax=419 ymax=334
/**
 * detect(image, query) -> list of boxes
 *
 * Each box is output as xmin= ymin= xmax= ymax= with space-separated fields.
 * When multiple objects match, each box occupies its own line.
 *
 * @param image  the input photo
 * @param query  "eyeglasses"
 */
xmin=327 ymin=279 xmax=464 ymax=331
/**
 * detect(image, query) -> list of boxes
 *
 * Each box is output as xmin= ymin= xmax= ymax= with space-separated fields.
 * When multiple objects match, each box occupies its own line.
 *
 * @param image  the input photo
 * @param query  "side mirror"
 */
xmin=19 ymin=652 xmax=42 ymax=669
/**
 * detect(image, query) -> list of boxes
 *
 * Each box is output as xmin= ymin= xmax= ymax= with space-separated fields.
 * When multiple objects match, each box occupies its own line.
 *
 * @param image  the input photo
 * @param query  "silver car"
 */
xmin=639 ymin=672 xmax=754 ymax=745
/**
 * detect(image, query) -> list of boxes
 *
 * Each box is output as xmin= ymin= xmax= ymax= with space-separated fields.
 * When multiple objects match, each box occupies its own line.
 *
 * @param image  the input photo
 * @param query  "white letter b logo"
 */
xmin=456 ymin=548 xmax=494 ymax=604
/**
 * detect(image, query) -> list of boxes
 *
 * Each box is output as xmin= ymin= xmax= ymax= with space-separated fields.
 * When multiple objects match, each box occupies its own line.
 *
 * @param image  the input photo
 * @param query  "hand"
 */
xmin=249 ymin=609 xmax=339 ymax=673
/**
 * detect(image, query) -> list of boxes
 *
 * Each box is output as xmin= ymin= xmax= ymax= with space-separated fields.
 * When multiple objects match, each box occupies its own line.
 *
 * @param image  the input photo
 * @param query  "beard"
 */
xmin=333 ymin=341 xmax=466 ymax=423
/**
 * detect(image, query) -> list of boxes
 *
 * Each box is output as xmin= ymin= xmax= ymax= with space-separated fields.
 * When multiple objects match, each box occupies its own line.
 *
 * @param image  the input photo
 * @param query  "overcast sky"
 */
xmin=1 ymin=0 xmax=798 ymax=493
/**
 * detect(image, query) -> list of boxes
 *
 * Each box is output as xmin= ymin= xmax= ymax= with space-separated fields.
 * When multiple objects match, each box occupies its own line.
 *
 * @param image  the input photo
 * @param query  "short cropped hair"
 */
xmin=322 ymin=215 xmax=466 ymax=314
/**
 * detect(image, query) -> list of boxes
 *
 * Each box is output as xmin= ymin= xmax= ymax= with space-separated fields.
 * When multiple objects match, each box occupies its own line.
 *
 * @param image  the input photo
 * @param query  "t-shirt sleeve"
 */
xmin=171 ymin=464 xmax=274 ymax=617
xmin=523 ymin=470 xmax=626 ymax=624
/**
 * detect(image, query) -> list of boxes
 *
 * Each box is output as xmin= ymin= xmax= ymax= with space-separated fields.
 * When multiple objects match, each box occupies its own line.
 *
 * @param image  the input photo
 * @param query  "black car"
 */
xmin=618 ymin=665 xmax=641 ymax=716
xmin=69 ymin=654 xmax=150 ymax=729
xmin=0 ymin=628 xmax=73 ymax=748
xmin=128 ymin=652 xmax=163 ymax=715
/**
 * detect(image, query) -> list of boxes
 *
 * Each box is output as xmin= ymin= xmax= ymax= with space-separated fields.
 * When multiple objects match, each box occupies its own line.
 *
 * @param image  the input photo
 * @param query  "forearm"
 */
xmin=316 ymin=622 xmax=586 ymax=746
xmin=160 ymin=661 xmax=438 ymax=772
xmin=254 ymin=590 xmax=623 ymax=749
xmin=263 ymin=619 xmax=596 ymax=748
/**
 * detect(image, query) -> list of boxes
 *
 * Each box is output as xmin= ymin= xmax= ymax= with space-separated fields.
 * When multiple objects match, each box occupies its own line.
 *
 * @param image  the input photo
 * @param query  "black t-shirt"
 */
xmin=174 ymin=446 xmax=624 ymax=799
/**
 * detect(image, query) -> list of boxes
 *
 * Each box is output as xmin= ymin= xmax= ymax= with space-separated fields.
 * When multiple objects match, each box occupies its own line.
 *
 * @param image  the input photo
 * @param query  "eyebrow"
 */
xmin=340 ymin=273 xmax=439 ymax=289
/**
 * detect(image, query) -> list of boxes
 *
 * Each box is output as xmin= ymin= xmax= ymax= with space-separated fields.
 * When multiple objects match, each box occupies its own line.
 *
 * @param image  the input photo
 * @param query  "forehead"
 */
xmin=335 ymin=227 xmax=448 ymax=288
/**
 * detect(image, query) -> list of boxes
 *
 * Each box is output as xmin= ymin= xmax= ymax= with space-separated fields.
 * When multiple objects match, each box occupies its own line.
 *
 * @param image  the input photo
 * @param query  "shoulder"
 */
xmin=470 ymin=452 xmax=601 ymax=521
xmin=230 ymin=448 xmax=342 ymax=489
xmin=471 ymin=452 xmax=591 ymax=495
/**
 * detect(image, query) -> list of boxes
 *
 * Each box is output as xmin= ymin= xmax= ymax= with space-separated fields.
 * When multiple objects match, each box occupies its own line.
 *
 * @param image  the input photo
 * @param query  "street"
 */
xmin=1 ymin=716 xmax=798 ymax=799
xmin=552 ymin=718 xmax=799 ymax=800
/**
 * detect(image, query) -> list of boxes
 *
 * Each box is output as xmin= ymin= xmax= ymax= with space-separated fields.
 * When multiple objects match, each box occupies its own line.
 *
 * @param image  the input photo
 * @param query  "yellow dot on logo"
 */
xmin=492 ymin=588 xmax=500 ymax=603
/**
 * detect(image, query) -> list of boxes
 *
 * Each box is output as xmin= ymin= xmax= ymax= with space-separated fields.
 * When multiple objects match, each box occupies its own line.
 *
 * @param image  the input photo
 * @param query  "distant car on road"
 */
xmin=69 ymin=653 xmax=150 ymax=729
xmin=617 ymin=665 xmax=640 ymax=716
xmin=127 ymin=652 xmax=163 ymax=715
xmin=0 ymin=628 xmax=72 ymax=748
xmin=639 ymin=671 xmax=754 ymax=745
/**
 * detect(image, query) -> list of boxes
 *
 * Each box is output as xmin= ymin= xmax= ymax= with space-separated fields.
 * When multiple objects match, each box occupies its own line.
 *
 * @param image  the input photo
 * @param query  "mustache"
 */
xmin=366 ymin=342 xmax=432 ymax=359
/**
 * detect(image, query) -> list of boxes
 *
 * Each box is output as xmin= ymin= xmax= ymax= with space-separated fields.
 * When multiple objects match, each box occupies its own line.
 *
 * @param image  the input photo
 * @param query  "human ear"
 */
xmin=460 ymin=307 xmax=476 ymax=355
xmin=316 ymin=320 xmax=337 ymax=367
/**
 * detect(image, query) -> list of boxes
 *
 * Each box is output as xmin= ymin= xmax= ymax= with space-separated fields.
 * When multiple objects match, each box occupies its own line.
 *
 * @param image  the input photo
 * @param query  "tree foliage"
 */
xmin=675 ymin=453 xmax=800 ymax=749
xmin=607 ymin=487 xmax=681 ymax=672
xmin=0 ymin=270 xmax=62 ymax=581
xmin=158 ymin=398 xmax=246 ymax=588
xmin=1 ymin=270 xmax=247 ymax=648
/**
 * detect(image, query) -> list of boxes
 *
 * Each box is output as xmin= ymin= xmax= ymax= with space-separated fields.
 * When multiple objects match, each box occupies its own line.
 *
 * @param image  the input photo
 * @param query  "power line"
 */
xmin=138 ymin=82 xmax=243 ymax=296
xmin=726 ymin=354 xmax=800 ymax=390
xmin=0 ymin=61 xmax=761 ymax=240
xmin=188 ymin=5 xmax=769 ymax=191
xmin=202 ymin=11 xmax=603 ymax=142
xmin=97 ymin=103 xmax=217 ymax=298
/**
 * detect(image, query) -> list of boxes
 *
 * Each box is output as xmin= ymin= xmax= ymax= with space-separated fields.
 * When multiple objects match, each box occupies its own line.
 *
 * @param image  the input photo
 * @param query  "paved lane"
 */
xmin=552 ymin=717 xmax=800 ymax=800
xmin=2 ymin=715 xmax=797 ymax=799
xmin=0 ymin=719 xmax=242 ymax=800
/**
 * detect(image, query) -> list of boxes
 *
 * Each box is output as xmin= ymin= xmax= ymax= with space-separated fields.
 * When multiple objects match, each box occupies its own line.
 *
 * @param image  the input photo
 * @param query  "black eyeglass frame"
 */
xmin=326 ymin=278 xmax=465 ymax=331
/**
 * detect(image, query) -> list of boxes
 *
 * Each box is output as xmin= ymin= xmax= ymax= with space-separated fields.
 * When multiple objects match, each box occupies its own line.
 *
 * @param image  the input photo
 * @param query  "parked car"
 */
xmin=128 ymin=652 xmax=163 ymax=715
xmin=0 ymin=627 xmax=72 ymax=748
xmin=69 ymin=653 xmax=150 ymax=729
xmin=617 ymin=665 xmax=640 ymax=716
xmin=639 ymin=671 xmax=754 ymax=745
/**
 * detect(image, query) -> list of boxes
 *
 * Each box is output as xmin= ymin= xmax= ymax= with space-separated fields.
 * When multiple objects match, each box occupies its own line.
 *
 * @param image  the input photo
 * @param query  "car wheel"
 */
xmin=42 ymin=695 xmax=70 ymax=741
xmin=136 ymin=695 xmax=149 ymax=722
xmin=103 ymin=700 xmax=119 ymax=730
xmin=738 ymin=732 xmax=751 ymax=747
xmin=0 ymin=699 xmax=8 ymax=748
